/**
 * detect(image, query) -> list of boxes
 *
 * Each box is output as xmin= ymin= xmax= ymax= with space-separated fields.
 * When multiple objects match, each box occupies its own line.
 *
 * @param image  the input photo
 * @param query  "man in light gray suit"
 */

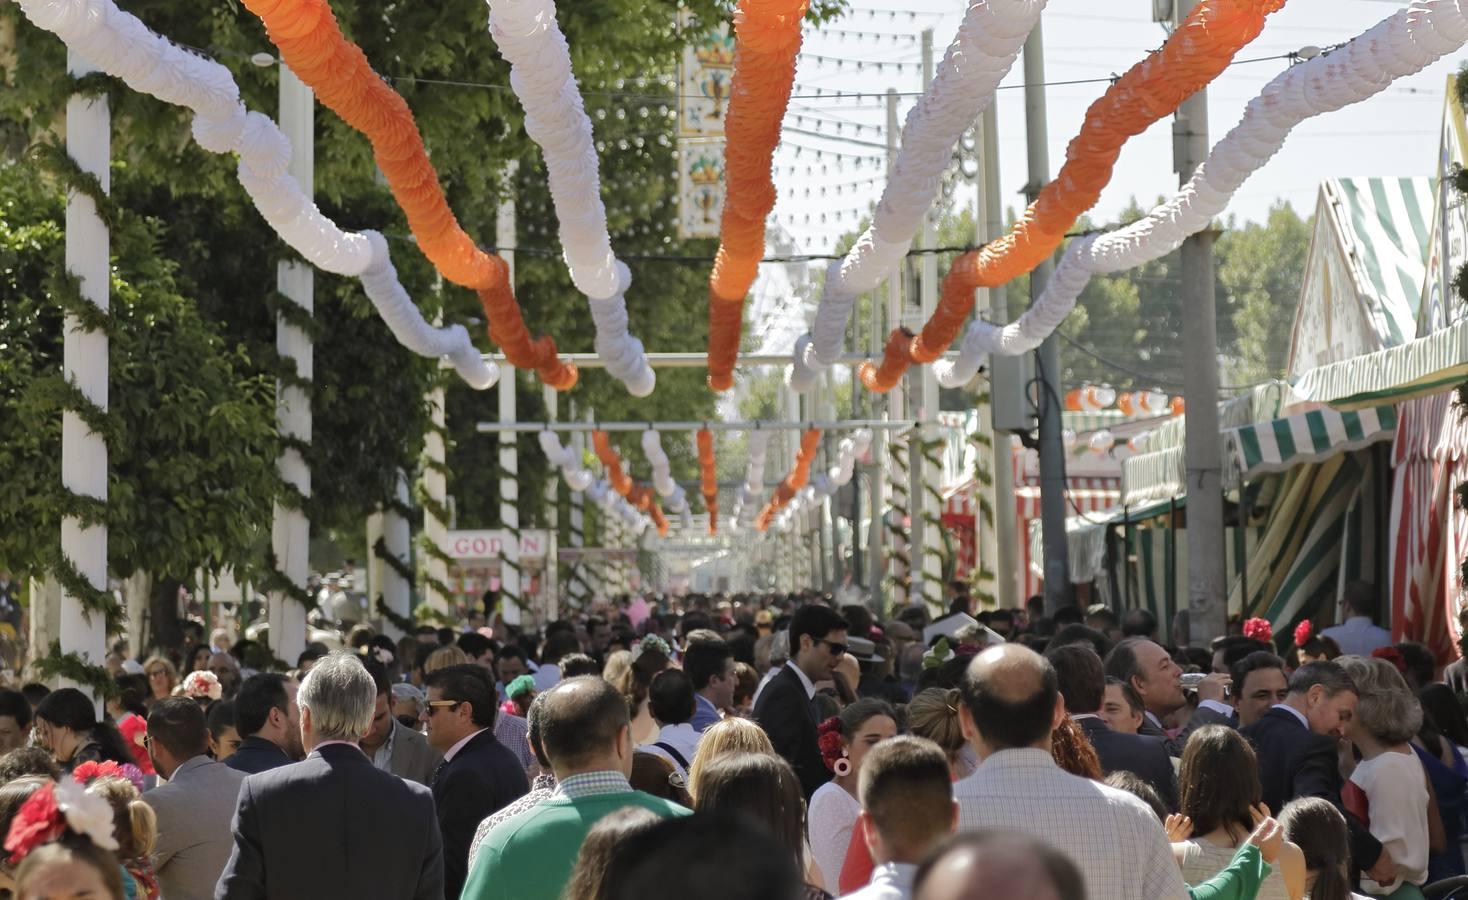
xmin=360 ymin=659 xmax=441 ymax=785
xmin=145 ymin=697 xmax=247 ymax=900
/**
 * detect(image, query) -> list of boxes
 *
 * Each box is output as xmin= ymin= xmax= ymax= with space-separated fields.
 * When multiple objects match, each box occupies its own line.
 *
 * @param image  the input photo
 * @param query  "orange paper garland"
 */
xmin=697 ymin=429 xmax=719 ymax=535
xmin=755 ymin=429 xmax=822 ymax=532
xmin=241 ymin=0 xmax=575 ymax=390
xmin=859 ymin=0 xmax=1284 ymax=393
xmin=705 ymin=0 xmax=809 ymax=392
xmin=593 ymin=432 xmax=669 ymax=537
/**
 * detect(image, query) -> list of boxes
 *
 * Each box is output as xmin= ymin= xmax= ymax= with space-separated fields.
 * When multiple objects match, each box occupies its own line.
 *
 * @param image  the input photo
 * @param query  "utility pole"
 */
xmin=269 ymin=65 xmax=313 ymax=664
xmin=979 ymin=103 xmax=1021 ymax=611
xmin=1024 ymin=17 xmax=1072 ymax=614
xmin=1175 ymin=0 xmax=1226 ymax=643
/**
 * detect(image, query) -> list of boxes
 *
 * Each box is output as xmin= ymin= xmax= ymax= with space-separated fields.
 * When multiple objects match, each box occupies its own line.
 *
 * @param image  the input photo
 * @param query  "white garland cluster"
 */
xmin=640 ymin=430 xmax=689 ymax=515
xmin=537 ymin=431 xmax=595 ymax=492
xmin=936 ymin=0 xmax=1468 ymax=387
xmin=787 ymin=0 xmax=1047 ymax=391
xmin=485 ymin=0 xmax=655 ymax=397
xmin=766 ymin=429 xmax=871 ymax=533
xmin=18 ymin=0 xmax=498 ymax=390
xmin=585 ymin=479 xmax=653 ymax=536
xmin=730 ymin=431 xmax=772 ymax=533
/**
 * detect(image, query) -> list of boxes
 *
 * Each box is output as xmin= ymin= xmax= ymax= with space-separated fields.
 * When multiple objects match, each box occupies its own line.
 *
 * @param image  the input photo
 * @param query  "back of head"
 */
xmin=1178 ymin=725 xmax=1261 ymax=840
xmin=858 ymin=736 xmax=954 ymax=859
xmin=603 ymin=813 xmax=803 ymax=900
xmin=558 ymin=654 xmax=601 ymax=679
xmin=298 ymin=651 xmax=375 ymax=743
xmin=1103 ymin=771 xmax=1167 ymax=822
xmin=456 ymin=631 xmax=493 ymax=662
xmin=0 ymin=776 xmax=49 ymax=847
xmin=1051 ymin=605 xmax=1083 ymax=627
xmin=0 ymin=748 xmax=60 ymax=784
xmin=913 ymin=831 xmax=1086 ymax=900
xmin=539 ymin=676 xmax=631 ymax=771
xmin=0 ymin=689 xmax=33 ymax=732
xmin=1336 ymin=655 xmax=1422 ymax=743
xmin=687 ymin=717 xmax=775 ymax=802
xmin=1288 ymin=660 xmax=1357 ymax=699
xmin=1044 ymin=644 xmax=1105 ymax=714
xmin=647 ymin=669 xmax=696 ymax=726
xmin=424 ymin=644 xmax=470 ymax=675
xmin=1216 ymin=636 xmax=1270 ymax=671
xmin=958 ymin=645 xmax=1060 ymax=752
xmin=629 ymin=752 xmax=689 ymax=806
xmin=681 ymin=633 xmax=732 ymax=692
xmin=146 ymin=697 xmax=209 ymax=761
xmin=424 ymin=663 xmax=499 ymax=729
xmin=692 ymin=752 xmax=805 ymax=854
xmin=1278 ymin=797 xmax=1352 ymax=900
xmin=1047 ymin=624 xmax=1110 ymax=659
xmin=1121 ymin=608 xmax=1157 ymax=639
xmin=1343 ymin=580 xmax=1378 ymax=621
xmin=88 ymin=776 xmax=155 ymax=861
xmin=543 ymin=630 xmax=581 ymax=666
xmin=906 ymin=688 xmax=965 ymax=758
xmin=234 ymin=674 xmax=289 ymax=738
xmin=35 ymin=688 xmax=97 ymax=733
xmin=562 ymin=806 xmax=663 ymax=900
xmin=789 ymin=604 xmax=846 ymax=653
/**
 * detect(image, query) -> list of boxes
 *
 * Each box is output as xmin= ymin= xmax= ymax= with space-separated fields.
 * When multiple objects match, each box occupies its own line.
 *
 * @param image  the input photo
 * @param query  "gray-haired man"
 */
xmin=215 ymin=651 xmax=444 ymax=900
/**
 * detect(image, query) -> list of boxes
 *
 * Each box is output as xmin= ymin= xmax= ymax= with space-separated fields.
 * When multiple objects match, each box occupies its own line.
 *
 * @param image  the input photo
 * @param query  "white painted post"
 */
xmin=543 ymin=384 xmax=559 ymax=623
xmin=380 ymin=470 xmax=412 ymax=638
xmin=422 ymin=380 xmax=451 ymax=615
xmin=497 ymin=165 xmax=521 ymax=626
xmin=59 ymin=51 xmax=109 ymax=693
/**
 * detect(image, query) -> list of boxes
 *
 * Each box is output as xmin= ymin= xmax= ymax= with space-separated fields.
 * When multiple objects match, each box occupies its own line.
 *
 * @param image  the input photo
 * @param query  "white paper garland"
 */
xmin=538 ymin=431 xmax=595 ymax=492
xmin=787 ymin=0 xmax=1047 ymax=391
xmin=18 ymin=0 xmax=497 ymax=390
xmin=484 ymin=0 xmax=655 ymax=397
xmin=936 ymin=0 xmax=1468 ymax=386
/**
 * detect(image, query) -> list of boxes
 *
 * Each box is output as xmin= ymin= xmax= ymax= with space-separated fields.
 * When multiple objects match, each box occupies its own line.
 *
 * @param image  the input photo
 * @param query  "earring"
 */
xmin=833 ymin=753 xmax=851 ymax=778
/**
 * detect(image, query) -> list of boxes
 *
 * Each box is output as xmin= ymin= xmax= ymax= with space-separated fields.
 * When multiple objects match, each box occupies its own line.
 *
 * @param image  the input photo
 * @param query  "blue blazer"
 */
xmin=431 ymin=728 xmax=529 ymax=900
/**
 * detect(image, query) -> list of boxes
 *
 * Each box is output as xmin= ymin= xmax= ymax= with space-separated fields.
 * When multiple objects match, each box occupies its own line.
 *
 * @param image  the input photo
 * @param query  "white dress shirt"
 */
xmin=839 ymin=862 xmax=918 ymax=900
xmin=443 ymin=727 xmax=488 ymax=763
xmin=788 ymin=661 xmax=818 ymax=699
xmin=1319 ymin=616 xmax=1393 ymax=657
xmin=637 ymin=722 xmax=703 ymax=778
xmin=954 ymin=748 xmax=1188 ymax=900
xmin=1270 ymin=702 xmax=1309 ymax=730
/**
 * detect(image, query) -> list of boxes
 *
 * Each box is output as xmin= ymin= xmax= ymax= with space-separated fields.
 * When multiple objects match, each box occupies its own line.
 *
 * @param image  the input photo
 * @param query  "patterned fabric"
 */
xmin=467 ymin=774 xmax=557 ymax=871
xmin=495 ymin=713 xmax=537 ymax=772
xmin=954 ymin=749 xmax=1188 ymax=900
xmin=554 ymin=771 xmax=631 ymax=799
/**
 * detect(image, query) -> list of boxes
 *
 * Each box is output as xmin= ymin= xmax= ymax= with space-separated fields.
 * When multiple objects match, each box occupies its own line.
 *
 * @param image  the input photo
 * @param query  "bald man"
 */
xmin=951 ymin=644 xmax=1189 ymax=900
xmin=913 ymin=832 xmax=1085 ymax=900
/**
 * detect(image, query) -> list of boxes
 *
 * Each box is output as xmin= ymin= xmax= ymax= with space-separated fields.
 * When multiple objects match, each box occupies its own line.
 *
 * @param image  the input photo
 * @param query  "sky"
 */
xmin=745 ymin=0 xmax=1461 ymax=352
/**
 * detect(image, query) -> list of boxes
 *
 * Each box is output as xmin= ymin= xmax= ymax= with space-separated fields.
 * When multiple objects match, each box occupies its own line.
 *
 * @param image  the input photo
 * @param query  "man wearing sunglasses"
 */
xmin=753 ymin=603 xmax=849 ymax=799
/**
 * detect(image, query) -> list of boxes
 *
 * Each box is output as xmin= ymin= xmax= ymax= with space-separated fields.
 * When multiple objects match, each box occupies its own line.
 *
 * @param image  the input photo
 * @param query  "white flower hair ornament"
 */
xmin=182 ymin=670 xmax=223 ymax=701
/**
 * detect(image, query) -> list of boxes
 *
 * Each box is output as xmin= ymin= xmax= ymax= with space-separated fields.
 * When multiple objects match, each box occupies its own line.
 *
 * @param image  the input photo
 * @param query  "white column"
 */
xmin=59 ymin=52 xmax=109 ymax=691
xmin=542 ymin=384 xmax=559 ymax=623
xmin=380 ymin=470 xmax=412 ymax=638
xmin=268 ymin=66 xmax=313 ymax=665
xmin=497 ymin=166 xmax=520 ymax=626
xmin=422 ymin=382 xmax=451 ymax=615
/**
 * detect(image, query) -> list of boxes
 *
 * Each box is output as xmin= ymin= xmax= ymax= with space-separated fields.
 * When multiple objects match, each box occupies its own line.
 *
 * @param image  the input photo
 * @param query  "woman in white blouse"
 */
xmin=1337 ymin=656 xmax=1433 ymax=898
xmin=807 ymin=698 xmax=898 ymax=891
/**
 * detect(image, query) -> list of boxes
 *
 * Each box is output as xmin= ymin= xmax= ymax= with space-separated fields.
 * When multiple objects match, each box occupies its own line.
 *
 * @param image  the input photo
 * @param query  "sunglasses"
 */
xmin=424 ymin=700 xmax=462 ymax=717
xmin=818 ymin=639 xmax=847 ymax=657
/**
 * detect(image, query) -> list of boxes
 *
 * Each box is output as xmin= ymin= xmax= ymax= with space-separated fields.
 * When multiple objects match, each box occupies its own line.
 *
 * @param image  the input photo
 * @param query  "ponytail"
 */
xmin=1278 ymin=797 xmax=1351 ymax=900
xmin=126 ymin=798 xmax=156 ymax=860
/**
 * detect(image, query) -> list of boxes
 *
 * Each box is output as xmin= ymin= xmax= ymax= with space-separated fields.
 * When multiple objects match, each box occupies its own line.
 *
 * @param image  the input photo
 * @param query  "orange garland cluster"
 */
xmin=240 ymin=0 xmax=575 ymax=390
xmin=592 ymin=432 xmax=669 ymax=537
xmin=705 ymin=0 xmax=809 ymax=392
xmin=755 ymin=429 xmax=822 ymax=532
xmin=858 ymin=0 xmax=1285 ymax=393
xmin=697 ymin=430 xmax=719 ymax=535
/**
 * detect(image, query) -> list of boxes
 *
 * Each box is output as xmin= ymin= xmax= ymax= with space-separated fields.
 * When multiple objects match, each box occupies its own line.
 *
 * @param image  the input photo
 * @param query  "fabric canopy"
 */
xmin=1290 ymin=317 xmax=1468 ymax=410
xmin=1222 ymin=405 xmax=1398 ymax=489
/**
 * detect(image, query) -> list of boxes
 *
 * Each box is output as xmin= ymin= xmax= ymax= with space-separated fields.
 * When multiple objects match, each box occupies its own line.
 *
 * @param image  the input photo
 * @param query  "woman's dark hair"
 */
xmin=113 ymin=674 xmax=149 ymax=718
xmin=205 ymin=700 xmax=237 ymax=744
xmin=0 ymin=748 xmax=60 ymax=783
xmin=1178 ymin=725 xmax=1261 ymax=843
xmin=838 ymin=697 xmax=896 ymax=741
xmin=35 ymin=688 xmax=136 ymax=767
xmin=0 ymin=776 xmax=49 ymax=850
xmin=1104 ymin=771 xmax=1167 ymax=822
xmin=1418 ymin=683 xmax=1468 ymax=752
xmin=14 ymin=835 xmax=125 ymax=900
xmin=188 ymin=644 xmax=212 ymax=671
xmin=603 ymin=813 xmax=802 ymax=900
xmin=1278 ymin=797 xmax=1352 ymax=900
xmin=630 ymin=752 xmax=690 ymax=806
xmin=563 ymin=806 xmax=664 ymax=900
xmin=692 ymin=753 xmax=807 ymax=878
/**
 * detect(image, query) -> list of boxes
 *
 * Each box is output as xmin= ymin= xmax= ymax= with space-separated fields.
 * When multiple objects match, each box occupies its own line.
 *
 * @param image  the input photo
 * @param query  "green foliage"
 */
xmin=1217 ymin=203 xmax=1312 ymax=385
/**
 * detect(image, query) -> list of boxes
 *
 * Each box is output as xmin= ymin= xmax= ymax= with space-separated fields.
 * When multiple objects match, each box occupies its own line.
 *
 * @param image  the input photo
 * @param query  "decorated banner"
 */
xmin=679 ymin=13 xmax=736 ymax=138
xmin=679 ymin=138 xmax=727 ymax=240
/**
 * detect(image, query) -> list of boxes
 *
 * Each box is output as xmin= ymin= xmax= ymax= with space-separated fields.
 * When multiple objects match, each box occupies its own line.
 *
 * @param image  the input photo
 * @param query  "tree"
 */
xmin=1218 ymin=202 xmax=1312 ymax=384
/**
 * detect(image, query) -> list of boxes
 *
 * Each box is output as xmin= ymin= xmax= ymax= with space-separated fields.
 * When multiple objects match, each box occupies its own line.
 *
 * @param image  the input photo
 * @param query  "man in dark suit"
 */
xmin=1241 ymin=660 xmax=1393 ymax=888
xmin=359 ymin=658 xmax=441 ymax=786
xmin=423 ymin=663 xmax=530 ymax=900
xmin=215 ymin=651 xmax=443 ymax=900
xmin=224 ymin=674 xmax=302 ymax=775
xmin=1047 ymin=644 xmax=1177 ymax=810
xmin=1104 ymin=637 xmax=1233 ymax=756
xmin=753 ymin=603 xmax=848 ymax=799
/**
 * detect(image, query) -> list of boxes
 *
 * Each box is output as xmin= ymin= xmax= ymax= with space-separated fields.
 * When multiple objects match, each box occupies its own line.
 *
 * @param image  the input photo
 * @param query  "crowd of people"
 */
xmin=0 ymin=579 xmax=1457 ymax=900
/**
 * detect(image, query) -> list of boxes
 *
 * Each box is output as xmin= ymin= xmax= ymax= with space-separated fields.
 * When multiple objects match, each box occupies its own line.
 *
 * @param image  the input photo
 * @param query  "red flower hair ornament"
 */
xmin=4 ymin=777 xmax=119 ymax=865
xmin=1371 ymin=646 xmax=1408 ymax=675
xmin=72 ymin=759 xmax=145 ymax=794
xmin=1294 ymin=620 xmax=1314 ymax=647
xmin=817 ymin=717 xmax=850 ymax=776
xmin=1243 ymin=618 xmax=1272 ymax=644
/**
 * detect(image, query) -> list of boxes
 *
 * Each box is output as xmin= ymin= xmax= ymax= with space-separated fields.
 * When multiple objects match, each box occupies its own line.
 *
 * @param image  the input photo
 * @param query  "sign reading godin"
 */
xmin=446 ymin=530 xmax=550 ymax=560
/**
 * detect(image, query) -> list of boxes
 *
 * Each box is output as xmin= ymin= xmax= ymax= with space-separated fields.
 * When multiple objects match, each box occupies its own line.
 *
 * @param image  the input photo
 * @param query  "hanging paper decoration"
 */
xmin=592 ymin=431 xmax=633 ymax=496
xmin=537 ymin=431 xmax=595 ymax=492
xmin=640 ymin=431 xmax=690 ymax=518
xmin=936 ymin=0 xmax=1468 ymax=386
xmin=14 ymin=0 xmax=497 ymax=390
xmin=788 ymin=0 xmax=1046 ymax=392
xmin=697 ymin=430 xmax=719 ymax=534
xmin=731 ymin=430 xmax=772 ymax=532
xmin=483 ymin=0 xmax=655 ymax=397
xmin=862 ymin=0 xmax=1287 ymax=393
xmin=705 ymin=0 xmax=809 ymax=392
xmin=755 ymin=429 xmax=823 ymax=532
xmin=240 ymin=0 xmax=575 ymax=390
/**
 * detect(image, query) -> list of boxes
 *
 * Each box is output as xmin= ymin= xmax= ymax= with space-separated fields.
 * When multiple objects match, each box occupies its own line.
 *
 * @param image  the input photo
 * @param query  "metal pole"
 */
xmin=1175 ymin=0 xmax=1226 ymax=645
xmin=1024 ymin=17 xmax=1072 ymax=614
xmin=498 ymin=163 xmax=521 ymax=626
xmin=268 ymin=65 xmax=313 ymax=664
xmin=59 ymin=50 xmax=109 ymax=695
xmin=884 ymin=87 xmax=909 ymax=608
xmin=915 ymin=28 xmax=943 ymax=613
xmin=982 ymin=104 xmax=1021 ymax=612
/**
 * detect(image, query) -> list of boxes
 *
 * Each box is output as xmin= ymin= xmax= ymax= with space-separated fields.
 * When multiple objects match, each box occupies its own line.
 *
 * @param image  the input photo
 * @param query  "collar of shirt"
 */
xmin=1271 ymin=703 xmax=1310 ymax=730
xmin=974 ymin=747 xmax=1055 ymax=774
xmin=656 ymin=722 xmax=700 ymax=746
xmin=444 ymin=728 xmax=489 ymax=763
xmin=555 ymin=771 xmax=634 ymax=799
xmin=1144 ymin=710 xmax=1165 ymax=732
xmin=694 ymin=693 xmax=719 ymax=716
xmin=371 ymin=720 xmax=398 ymax=770
xmin=787 ymin=661 xmax=817 ymax=700
xmin=311 ymin=740 xmax=363 ymax=756
xmin=871 ymin=861 xmax=918 ymax=894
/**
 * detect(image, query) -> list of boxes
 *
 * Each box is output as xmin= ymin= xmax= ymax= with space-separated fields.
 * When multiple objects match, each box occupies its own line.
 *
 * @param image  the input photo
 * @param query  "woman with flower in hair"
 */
xmin=70 ymin=764 xmax=156 ymax=900
xmin=1288 ymin=621 xmax=1342 ymax=669
xmin=5 ymin=777 xmax=127 ymax=900
xmin=614 ymin=635 xmax=673 ymax=745
xmin=33 ymin=690 xmax=135 ymax=774
xmin=178 ymin=671 xmax=223 ymax=713
xmin=806 ymin=698 xmax=896 ymax=891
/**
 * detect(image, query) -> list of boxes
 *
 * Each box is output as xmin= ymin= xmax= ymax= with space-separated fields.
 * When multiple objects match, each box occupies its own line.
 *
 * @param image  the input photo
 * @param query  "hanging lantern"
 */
xmin=1170 ymin=396 xmax=1186 ymax=416
xmin=1088 ymin=430 xmax=1116 ymax=454
xmin=1117 ymin=393 xmax=1135 ymax=416
xmin=1064 ymin=388 xmax=1084 ymax=412
xmin=1062 ymin=429 xmax=1078 ymax=451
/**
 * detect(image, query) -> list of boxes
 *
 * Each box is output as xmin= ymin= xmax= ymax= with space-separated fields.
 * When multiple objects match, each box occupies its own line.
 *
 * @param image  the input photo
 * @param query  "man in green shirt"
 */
xmin=459 ymin=675 xmax=690 ymax=900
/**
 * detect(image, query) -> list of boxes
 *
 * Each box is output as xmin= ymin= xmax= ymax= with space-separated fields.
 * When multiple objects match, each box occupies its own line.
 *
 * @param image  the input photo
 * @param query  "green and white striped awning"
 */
xmin=1222 ymin=405 xmax=1398 ymax=489
xmin=1290 ymin=317 xmax=1468 ymax=410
